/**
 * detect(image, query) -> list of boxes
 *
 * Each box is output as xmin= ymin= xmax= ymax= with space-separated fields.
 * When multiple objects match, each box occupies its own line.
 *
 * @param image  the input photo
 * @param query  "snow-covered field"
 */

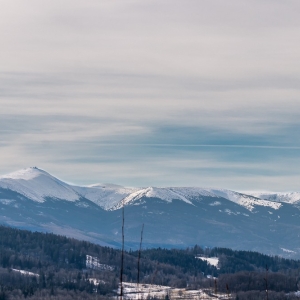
xmin=118 ymin=282 xmax=228 ymax=300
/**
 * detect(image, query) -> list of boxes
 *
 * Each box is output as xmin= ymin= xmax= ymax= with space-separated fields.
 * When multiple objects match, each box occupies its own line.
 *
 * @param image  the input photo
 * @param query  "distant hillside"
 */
xmin=2 ymin=167 xmax=300 ymax=258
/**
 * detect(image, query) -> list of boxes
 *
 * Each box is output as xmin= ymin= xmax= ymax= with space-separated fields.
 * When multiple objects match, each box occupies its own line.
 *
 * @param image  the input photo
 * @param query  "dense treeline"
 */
xmin=0 ymin=226 xmax=213 ymax=298
xmin=218 ymin=271 xmax=298 ymax=292
xmin=130 ymin=247 xmax=218 ymax=276
xmin=209 ymin=247 xmax=300 ymax=273
xmin=0 ymin=225 xmax=300 ymax=299
xmin=0 ymin=226 xmax=120 ymax=299
xmin=136 ymin=245 xmax=300 ymax=276
xmin=0 ymin=226 xmax=119 ymax=270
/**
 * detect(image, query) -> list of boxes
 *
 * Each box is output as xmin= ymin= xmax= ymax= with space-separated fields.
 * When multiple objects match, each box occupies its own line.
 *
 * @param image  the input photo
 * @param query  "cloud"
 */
xmin=0 ymin=1 xmax=300 ymax=190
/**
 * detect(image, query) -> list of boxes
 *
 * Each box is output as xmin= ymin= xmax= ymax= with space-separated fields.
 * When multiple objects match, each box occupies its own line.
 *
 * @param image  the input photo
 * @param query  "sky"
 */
xmin=1 ymin=0 xmax=300 ymax=191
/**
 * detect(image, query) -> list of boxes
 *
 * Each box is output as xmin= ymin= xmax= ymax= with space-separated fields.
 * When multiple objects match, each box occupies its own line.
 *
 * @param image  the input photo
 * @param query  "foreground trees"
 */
xmin=0 ymin=226 xmax=300 ymax=299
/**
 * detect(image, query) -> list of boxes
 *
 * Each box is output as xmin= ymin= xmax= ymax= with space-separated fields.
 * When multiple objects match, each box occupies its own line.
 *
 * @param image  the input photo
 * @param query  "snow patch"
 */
xmin=0 ymin=199 xmax=15 ymax=205
xmin=196 ymin=256 xmax=219 ymax=268
xmin=281 ymin=248 xmax=296 ymax=254
xmin=86 ymin=255 xmax=115 ymax=271
xmin=12 ymin=268 xmax=39 ymax=277
xmin=248 ymin=191 xmax=300 ymax=204
xmin=88 ymin=278 xmax=105 ymax=285
xmin=118 ymin=282 xmax=224 ymax=300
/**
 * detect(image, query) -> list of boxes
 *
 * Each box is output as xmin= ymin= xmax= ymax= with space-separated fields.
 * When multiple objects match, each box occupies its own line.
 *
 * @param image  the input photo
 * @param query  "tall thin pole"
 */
xmin=137 ymin=224 xmax=144 ymax=300
xmin=264 ymin=265 xmax=269 ymax=300
xmin=226 ymin=284 xmax=229 ymax=298
xmin=214 ymin=279 xmax=217 ymax=295
xmin=119 ymin=201 xmax=125 ymax=300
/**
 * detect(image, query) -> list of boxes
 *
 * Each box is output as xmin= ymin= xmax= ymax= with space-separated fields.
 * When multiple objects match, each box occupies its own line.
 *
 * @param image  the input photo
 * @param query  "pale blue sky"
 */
xmin=1 ymin=0 xmax=300 ymax=191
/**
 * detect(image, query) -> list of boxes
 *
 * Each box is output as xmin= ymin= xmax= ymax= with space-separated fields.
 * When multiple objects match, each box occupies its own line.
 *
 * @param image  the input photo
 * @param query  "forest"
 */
xmin=0 ymin=225 xmax=300 ymax=299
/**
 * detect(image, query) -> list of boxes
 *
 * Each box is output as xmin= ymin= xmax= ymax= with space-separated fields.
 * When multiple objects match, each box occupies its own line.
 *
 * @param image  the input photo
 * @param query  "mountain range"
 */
xmin=1 ymin=167 xmax=300 ymax=257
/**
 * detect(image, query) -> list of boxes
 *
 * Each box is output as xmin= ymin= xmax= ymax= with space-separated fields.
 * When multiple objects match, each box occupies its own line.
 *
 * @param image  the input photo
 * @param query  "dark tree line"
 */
xmin=1 ymin=226 xmax=300 ymax=299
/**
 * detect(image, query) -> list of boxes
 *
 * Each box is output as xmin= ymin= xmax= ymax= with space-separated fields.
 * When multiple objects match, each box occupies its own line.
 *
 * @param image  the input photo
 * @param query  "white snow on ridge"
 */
xmin=168 ymin=187 xmax=217 ymax=199
xmin=0 ymin=167 xmax=286 ymax=211
xmin=249 ymin=192 xmax=300 ymax=204
xmin=111 ymin=187 xmax=195 ymax=210
xmin=209 ymin=189 xmax=282 ymax=211
xmin=0 ymin=167 xmax=136 ymax=208
xmin=0 ymin=167 xmax=42 ymax=181
xmin=0 ymin=167 xmax=80 ymax=203
xmin=88 ymin=183 xmax=125 ymax=189
xmin=73 ymin=185 xmax=138 ymax=210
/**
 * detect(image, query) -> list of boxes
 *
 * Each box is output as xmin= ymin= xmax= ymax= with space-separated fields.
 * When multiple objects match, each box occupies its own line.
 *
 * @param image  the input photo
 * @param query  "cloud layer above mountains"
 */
xmin=1 ymin=0 xmax=300 ymax=190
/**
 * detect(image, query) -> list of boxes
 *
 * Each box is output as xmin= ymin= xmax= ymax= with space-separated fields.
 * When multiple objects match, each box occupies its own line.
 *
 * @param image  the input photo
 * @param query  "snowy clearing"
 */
xmin=86 ymin=255 xmax=115 ymax=271
xmin=196 ymin=256 xmax=219 ymax=268
xmin=118 ymin=282 xmax=228 ymax=300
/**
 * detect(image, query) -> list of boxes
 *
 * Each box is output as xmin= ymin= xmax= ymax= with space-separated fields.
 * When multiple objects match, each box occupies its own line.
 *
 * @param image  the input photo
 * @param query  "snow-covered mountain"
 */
xmin=1 ymin=167 xmax=300 ymax=258
xmin=0 ymin=167 xmax=80 ymax=203
xmin=248 ymin=191 xmax=300 ymax=204
xmin=0 ymin=167 xmax=283 ymax=212
xmin=0 ymin=167 xmax=138 ymax=210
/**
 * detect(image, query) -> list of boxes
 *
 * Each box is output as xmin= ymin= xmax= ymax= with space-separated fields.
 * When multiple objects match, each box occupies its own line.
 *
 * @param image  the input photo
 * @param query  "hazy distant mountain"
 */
xmin=1 ymin=167 xmax=300 ymax=258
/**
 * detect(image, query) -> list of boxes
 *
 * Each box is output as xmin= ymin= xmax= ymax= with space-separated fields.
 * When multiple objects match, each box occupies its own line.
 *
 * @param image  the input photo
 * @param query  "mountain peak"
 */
xmin=0 ymin=167 xmax=80 ymax=203
xmin=88 ymin=183 xmax=124 ymax=189
xmin=0 ymin=167 xmax=49 ymax=181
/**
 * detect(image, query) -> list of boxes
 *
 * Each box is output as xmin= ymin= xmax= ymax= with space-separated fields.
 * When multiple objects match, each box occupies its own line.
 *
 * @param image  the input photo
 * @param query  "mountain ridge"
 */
xmin=1 ymin=167 xmax=300 ymax=257
xmin=0 ymin=167 xmax=287 ymax=211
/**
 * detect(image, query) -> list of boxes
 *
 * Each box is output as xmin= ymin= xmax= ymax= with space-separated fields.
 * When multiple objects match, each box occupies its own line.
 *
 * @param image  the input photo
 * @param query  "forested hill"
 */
xmin=132 ymin=246 xmax=300 ymax=274
xmin=1 ymin=225 xmax=300 ymax=299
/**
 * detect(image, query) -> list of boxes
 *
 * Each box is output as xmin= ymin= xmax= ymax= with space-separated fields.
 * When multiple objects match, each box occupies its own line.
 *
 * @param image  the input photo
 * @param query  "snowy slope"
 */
xmin=111 ymin=186 xmax=195 ymax=210
xmin=2 ymin=167 xmax=300 ymax=257
xmin=72 ymin=184 xmax=138 ymax=210
xmin=0 ymin=167 xmax=137 ymax=209
xmin=0 ymin=167 xmax=80 ymax=202
xmin=110 ymin=186 xmax=281 ymax=211
xmin=208 ymin=189 xmax=282 ymax=211
xmin=249 ymin=192 xmax=300 ymax=204
xmin=168 ymin=187 xmax=281 ymax=211
xmin=0 ymin=167 xmax=283 ymax=212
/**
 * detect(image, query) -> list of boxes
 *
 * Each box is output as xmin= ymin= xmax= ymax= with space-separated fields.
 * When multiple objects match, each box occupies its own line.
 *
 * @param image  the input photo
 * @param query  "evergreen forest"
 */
xmin=0 ymin=226 xmax=300 ymax=299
